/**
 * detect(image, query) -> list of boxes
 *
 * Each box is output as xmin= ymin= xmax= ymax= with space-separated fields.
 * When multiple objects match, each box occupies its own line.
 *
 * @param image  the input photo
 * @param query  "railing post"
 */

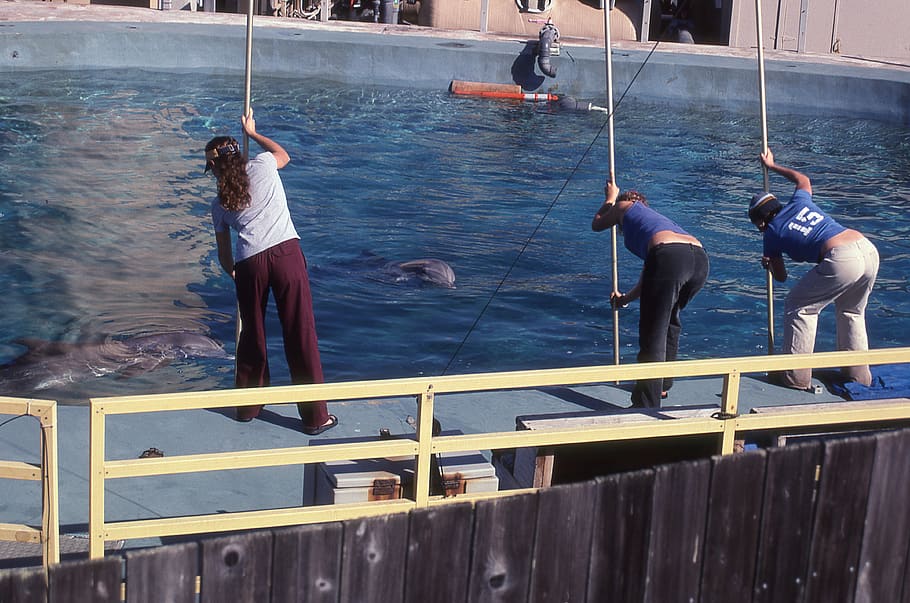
xmin=413 ymin=385 xmax=435 ymax=507
xmin=0 ymin=399 xmax=60 ymax=569
xmin=89 ymin=402 xmax=106 ymax=558
xmin=40 ymin=403 xmax=60 ymax=566
xmin=719 ymin=370 xmax=741 ymax=455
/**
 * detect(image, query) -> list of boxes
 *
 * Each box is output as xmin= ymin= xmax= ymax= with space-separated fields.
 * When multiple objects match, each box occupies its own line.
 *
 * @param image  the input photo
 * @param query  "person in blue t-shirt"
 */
xmin=205 ymin=110 xmax=337 ymax=436
xmin=593 ymin=177 xmax=709 ymax=408
xmin=749 ymin=148 xmax=879 ymax=390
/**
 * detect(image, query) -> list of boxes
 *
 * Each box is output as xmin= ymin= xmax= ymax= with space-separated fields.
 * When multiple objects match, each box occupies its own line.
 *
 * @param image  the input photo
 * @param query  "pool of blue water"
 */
xmin=1 ymin=70 xmax=908 ymax=402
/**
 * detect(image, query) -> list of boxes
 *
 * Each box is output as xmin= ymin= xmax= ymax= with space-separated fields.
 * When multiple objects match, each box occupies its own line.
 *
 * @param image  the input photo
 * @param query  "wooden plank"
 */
xmin=467 ymin=492 xmax=538 ymax=603
xmin=339 ymin=513 xmax=408 ymax=603
xmin=586 ymin=469 xmax=655 ymax=603
xmin=125 ymin=542 xmax=198 ymax=603
xmin=516 ymin=409 xmax=721 ymax=488
xmin=0 ymin=523 xmax=41 ymax=544
xmin=532 ymin=449 xmax=555 ymax=488
xmin=751 ymin=398 xmax=910 ymax=414
xmin=518 ymin=406 xmax=718 ymax=430
xmin=753 ymin=441 xmax=822 ymax=603
xmin=0 ymin=460 xmax=41 ymax=481
xmin=699 ymin=450 xmax=767 ymax=602
xmin=804 ymin=436 xmax=876 ymax=603
xmin=48 ymin=556 xmax=121 ymax=603
xmin=200 ymin=531 xmax=273 ymax=603
xmin=0 ymin=566 xmax=47 ymax=603
xmin=643 ymin=459 xmax=711 ymax=603
xmin=904 ymin=529 xmax=910 ymax=603
xmin=530 ymin=481 xmax=597 ymax=603
xmin=272 ymin=522 xmax=343 ymax=603
xmin=855 ymin=430 xmax=910 ymax=603
xmin=404 ymin=502 xmax=474 ymax=603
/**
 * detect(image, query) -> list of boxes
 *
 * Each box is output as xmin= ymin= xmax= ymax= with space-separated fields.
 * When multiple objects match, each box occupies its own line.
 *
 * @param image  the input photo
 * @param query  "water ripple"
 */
xmin=1 ymin=70 xmax=908 ymax=399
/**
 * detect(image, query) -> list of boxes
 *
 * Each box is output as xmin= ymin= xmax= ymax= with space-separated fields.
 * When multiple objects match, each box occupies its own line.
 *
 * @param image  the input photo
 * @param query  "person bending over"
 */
xmin=205 ymin=109 xmax=337 ymax=435
xmin=592 ymin=177 xmax=709 ymax=408
xmin=749 ymin=148 xmax=879 ymax=390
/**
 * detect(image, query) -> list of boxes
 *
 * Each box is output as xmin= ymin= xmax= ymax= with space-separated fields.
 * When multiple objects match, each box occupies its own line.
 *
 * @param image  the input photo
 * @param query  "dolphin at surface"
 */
xmin=0 ymin=332 xmax=230 ymax=395
xmin=310 ymin=252 xmax=457 ymax=288
xmin=384 ymin=259 xmax=456 ymax=288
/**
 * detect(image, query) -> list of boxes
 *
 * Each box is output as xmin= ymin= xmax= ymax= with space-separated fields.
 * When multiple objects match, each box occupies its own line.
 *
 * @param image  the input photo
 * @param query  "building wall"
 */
xmin=417 ymin=0 xmax=639 ymax=41
xmin=728 ymin=0 xmax=910 ymax=60
xmin=415 ymin=0 xmax=909 ymax=60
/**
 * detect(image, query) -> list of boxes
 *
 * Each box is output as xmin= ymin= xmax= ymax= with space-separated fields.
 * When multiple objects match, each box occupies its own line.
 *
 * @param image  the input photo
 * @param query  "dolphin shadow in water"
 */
xmin=0 ymin=332 xmax=231 ymax=396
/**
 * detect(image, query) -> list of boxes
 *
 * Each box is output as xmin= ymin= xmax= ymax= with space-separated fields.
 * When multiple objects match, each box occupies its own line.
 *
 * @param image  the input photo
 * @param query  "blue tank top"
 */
xmin=622 ymin=202 xmax=690 ymax=260
xmin=763 ymin=189 xmax=845 ymax=263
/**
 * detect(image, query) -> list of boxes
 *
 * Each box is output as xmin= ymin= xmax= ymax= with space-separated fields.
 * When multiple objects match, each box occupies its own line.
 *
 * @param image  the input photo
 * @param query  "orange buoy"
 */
xmin=450 ymin=80 xmax=558 ymax=102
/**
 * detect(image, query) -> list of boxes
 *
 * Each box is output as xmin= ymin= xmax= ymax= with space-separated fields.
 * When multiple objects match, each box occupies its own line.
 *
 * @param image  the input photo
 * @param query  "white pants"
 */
xmin=780 ymin=237 xmax=879 ymax=389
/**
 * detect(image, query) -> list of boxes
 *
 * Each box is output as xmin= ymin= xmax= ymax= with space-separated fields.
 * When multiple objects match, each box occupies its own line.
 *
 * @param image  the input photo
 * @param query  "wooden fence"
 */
xmin=3 ymin=427 xmax=910 ymax=602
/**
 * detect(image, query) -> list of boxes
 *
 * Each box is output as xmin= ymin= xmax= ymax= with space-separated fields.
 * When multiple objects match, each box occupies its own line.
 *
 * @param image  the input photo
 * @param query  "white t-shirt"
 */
xmin=211 ymin=152 xmax=300 ymax=262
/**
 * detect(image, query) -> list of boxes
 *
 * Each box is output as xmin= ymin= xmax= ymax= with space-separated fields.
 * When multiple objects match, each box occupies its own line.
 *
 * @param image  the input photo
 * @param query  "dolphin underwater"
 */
xmin=0 ymin=332 xmax=230 ymax=395
xmin=384 ymin=259 xmax=456 ymax=288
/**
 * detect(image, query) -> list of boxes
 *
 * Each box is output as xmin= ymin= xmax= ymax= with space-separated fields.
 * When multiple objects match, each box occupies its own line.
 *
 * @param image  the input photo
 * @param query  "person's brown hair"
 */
xmin=206 ymin=137 xmax=250 ymax=212
xmin=618 ymin=190 xmax=648 ymax=206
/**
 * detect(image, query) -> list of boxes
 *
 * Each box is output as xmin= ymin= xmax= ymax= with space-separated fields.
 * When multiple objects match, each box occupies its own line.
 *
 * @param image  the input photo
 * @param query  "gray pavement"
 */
xmin=1 ymin=372 xmax=844 ymax=568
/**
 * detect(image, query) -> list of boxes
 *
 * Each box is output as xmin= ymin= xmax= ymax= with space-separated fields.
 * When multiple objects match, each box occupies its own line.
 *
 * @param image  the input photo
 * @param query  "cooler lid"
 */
xmin=438 ymin=450 xmax=496 ymax=479
xmin=322 ymin=458 xmax=409 ymax=489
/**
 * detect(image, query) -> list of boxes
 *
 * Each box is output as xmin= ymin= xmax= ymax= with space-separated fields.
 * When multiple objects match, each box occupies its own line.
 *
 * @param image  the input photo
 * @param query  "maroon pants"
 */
xmin=233 ymin=239 xmax=329 ymax=429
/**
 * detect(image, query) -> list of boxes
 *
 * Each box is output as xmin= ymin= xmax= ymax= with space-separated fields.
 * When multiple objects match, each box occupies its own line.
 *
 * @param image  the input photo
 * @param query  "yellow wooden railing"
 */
xmin=0 ymin=397 xmax=59 ymax=569
xmin=88 ymin=347 xmax=910 ymax=558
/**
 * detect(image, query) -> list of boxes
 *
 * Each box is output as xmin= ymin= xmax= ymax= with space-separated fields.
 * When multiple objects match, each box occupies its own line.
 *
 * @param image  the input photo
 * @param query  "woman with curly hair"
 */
xmin=205 ymin=110 xmax=337 ymax=435
xmin=592 ymin=176 xmax=709 ymax=408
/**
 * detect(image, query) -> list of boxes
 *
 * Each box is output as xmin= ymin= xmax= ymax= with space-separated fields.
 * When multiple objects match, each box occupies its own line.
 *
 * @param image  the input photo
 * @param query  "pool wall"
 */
xmin=1 ymin=19 xmax=908 ymax=124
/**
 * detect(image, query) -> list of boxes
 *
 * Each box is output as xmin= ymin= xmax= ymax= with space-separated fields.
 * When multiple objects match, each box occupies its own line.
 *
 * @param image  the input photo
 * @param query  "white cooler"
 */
xmin=313 ymin=437 xmax=498 ymax=505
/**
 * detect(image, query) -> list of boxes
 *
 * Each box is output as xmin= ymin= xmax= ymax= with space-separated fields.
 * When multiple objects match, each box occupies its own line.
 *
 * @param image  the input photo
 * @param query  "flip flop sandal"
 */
xmin=303 ymin=414 xmax=338 ymax=436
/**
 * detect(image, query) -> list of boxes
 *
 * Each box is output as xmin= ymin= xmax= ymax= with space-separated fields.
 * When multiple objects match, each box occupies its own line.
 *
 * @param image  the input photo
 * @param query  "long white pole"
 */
xmin=243 ymin=0 xmax=254 ymax=157
xmin=237 ymin=0 xmax=254 ymax=354
xmin=755 ymin=0 xmax=774 ymax=354
xmin=603 ymin=1 xmax=620 ymax=366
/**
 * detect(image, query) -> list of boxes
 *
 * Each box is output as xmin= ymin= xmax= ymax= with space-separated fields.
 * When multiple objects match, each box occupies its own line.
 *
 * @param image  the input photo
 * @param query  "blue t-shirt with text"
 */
xmin=763 ymin=189 xmax=845 ymax=263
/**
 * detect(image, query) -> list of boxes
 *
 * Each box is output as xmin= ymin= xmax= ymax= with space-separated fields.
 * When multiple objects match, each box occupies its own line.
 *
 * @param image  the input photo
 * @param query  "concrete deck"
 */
xmin=0 ymin=372 xmax=851 ymax=568
xmin=1 ymin=0 xmax=909 ymax=568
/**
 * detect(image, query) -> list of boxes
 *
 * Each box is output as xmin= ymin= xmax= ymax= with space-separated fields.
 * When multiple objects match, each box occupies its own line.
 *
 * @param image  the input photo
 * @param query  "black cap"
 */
xmin=748 ymin=192 xmax=781 ymax=227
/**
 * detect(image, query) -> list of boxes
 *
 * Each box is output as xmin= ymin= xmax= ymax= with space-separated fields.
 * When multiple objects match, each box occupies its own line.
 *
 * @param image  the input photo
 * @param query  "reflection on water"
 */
xmin=1 ymin=70 xmax=909 ymax=402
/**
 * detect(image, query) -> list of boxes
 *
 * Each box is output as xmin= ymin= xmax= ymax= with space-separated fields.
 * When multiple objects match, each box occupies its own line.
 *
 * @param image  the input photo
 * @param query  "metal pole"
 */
xmin=238 ymin=0 xmax=254 ymax=355
xmin=604 ymin=1 xmax=620 ymax=366
xmin=243 ymin=0 xmax=254 ymax=158
xmin=755 ymin=0 xmax=774 ymax=354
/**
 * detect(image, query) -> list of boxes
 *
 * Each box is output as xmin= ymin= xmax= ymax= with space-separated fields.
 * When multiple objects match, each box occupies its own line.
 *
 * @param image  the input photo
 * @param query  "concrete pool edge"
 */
xmin=0 ymin=3 xmax=909 ymax=124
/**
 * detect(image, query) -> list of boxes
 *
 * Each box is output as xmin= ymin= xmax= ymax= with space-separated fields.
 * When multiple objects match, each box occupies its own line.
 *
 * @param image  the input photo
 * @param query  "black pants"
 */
xmin=631 ymin=243 xmax=709 ymax=408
